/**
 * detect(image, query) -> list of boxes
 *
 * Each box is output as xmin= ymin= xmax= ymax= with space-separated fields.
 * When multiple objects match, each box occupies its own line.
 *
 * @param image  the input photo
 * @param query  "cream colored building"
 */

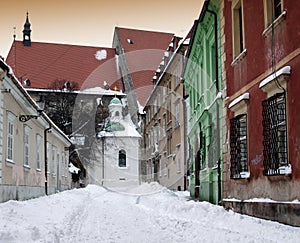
xmin=0 ymin=59 xmax=72 ymax=202
xmin=143 ymin=35 xmax=190 ymax=191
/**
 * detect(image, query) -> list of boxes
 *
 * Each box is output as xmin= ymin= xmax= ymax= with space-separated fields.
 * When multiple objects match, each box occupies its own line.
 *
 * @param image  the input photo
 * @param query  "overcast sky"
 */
xmin=1 ymin=0 xmax=203 ymax=58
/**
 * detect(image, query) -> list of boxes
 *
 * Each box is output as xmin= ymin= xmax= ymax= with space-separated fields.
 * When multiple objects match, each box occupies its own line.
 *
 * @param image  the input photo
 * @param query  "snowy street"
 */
xmin=0 ymin=183 xmax=299 ymax=243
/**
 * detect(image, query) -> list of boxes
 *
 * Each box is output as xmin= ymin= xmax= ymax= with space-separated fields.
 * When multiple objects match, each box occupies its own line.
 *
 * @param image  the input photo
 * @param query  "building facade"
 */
xmin=143 ymin=35 xmax=189 ymax=191
xmin=184 ymin=0 xmax=223 ymax=204
xmin=222 ymin=0 xmax=300 ymax=226
xmin=88 ymin=97 xmax=141 ymax=188
xmin=0 ymin=59 xmax=72 ymax=202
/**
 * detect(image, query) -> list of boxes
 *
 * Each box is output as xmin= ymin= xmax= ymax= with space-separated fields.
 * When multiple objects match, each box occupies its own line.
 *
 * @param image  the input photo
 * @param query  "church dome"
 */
xmin=109 ymin=97 xmax=121 ymax=105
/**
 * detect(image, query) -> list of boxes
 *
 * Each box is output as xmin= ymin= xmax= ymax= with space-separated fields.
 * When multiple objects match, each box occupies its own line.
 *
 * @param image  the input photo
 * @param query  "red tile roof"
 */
xmin=5 ymin=41 xmax=120 ymax=90
xmin=113 ymin=27 xmax=175 ymax=106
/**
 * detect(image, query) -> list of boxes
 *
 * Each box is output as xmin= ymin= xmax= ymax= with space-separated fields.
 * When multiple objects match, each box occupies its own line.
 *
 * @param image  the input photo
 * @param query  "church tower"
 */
xmin=22 ymin=12 xmax=31 ymax=46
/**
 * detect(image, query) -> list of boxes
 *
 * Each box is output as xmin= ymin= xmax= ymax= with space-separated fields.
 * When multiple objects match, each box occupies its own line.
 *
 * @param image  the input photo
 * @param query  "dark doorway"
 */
xmin=194 ymin=149 xmax=201 ymax=199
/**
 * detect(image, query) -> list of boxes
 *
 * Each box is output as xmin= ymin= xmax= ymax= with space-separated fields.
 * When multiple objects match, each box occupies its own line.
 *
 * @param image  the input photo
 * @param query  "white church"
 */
xmin=88 ymin=96 xmax=141 ymax=188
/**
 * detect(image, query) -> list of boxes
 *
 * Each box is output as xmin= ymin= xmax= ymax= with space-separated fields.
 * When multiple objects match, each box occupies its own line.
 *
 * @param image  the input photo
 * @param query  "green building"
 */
xmin=184 ymin=0 xmax=222 ymax=204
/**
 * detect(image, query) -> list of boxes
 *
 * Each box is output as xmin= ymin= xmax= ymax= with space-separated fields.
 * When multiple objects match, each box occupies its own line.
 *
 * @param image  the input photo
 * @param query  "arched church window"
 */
xmin=115 ymin=111 xmax=120 ymax=117
xmin=119 ymin=149 xmax=126 ymax=167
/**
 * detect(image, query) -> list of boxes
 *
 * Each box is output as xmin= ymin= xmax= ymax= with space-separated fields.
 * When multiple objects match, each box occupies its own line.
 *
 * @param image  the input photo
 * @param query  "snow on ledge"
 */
xmin=259 ymin=66 xmax=291 ymax=88
xmin=278 ymin=164 xmax=292 ymax=175
xmin=228 ymin=92 xmax=249 ymax=109
xmin=223 ymin=198 xmax=300 ymax=204
xmin=240 ymin=171 xmax=250 ymax=178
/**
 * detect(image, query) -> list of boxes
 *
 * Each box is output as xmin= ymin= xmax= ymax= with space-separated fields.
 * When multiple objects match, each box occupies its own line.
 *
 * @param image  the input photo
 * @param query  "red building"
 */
xmin=221 ymin=0 xmax=300 ymax=226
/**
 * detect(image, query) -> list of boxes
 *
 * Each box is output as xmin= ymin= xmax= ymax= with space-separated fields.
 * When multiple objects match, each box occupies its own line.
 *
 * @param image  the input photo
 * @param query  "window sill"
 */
xmin=118 ymin=166 xmax=129 ymax=170
xmin=23 ymin=164 xmax=31 ymax=170
xmin=231 ymin=171 xmax=250 ymax=179
xmin=6 ymin=159 xmax=15 ymax=165
xmin=231 ymin=49 xmax=247 ymax=66
xmin=36 ymin=168 xmax=42 ymax=173
xmin=262 ymin=10 xmax=287 ymax=37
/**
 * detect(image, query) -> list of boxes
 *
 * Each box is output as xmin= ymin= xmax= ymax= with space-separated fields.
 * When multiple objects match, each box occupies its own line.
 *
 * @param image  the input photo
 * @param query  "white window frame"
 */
xmin=164 ymin=152 xmax=168 ymax=176
xmin=36 ymin=134 xmax=42 ymax=171
xmin=62 ymin=151 xmax=65 ymax=177
xmin=24 ymin=125 xmax=31 ymax=167
xmin=177 ymin=145 xmax=181 ymax=173
xmin=56 ymin=151 xmax=60 ymax=176
xmin=6 ymin=111 xmax=16 ymax=163
xmin=52 ymin=145 xmax=57 ymax=176
xmin=47 ymin=142 xmax=50 ymax=174
xmin=175 ymin=101 xmax=180 ymax=127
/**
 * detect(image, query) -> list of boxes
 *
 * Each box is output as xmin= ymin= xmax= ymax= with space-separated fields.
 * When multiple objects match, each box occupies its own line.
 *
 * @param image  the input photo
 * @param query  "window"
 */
xmin=262 ymin=92 xmax=288 ymax=175
xmin=175 ymin=101 xmax=180 ymax=127
xmin=176 ymin=145 xmax=181 ymax=173
xmin=56 ymin=152 xmax=60 ymax=176
xmin=153 ymin=99 xmax=157 ymax=115
xmin=62 ymin=152 xmax=65 ymax=177
xmin=119 ymin=149 xmax=126 ymax=167
xmin=36 ymin=134 xmax=42 ymax=170
xmin=232 ymin=0 xmax=245 ymax=59
xmin=24 ymin=125 xmax=31 ymax=167
xmin=153 ymin=126 xmax=158 ymax=145
xmin=7 ymin=112 xmax=15 ymax=162
xmin=47 ymin=142 xmax=50 ymax=173
xmin=264 ymin=0 xmax=283 ymax=27
xmin=52 ymin=145 xmax=57 ymax=175
xmin=163 ymin=115 xmax=167 ymax=136
xmin=167 ymin=135 xmax=172 ymax=155
xmin=230 ymin=114 xmax=249 ymax=179
xmin=164 ymin=152 xmax=167 ymax=176
xmin=174 ymin=66 xmax=181 ymax=87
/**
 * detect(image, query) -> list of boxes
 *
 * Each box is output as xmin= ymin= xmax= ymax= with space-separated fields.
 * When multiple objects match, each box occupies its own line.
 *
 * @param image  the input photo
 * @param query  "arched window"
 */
xmin=115 ymin=111 xmax=120 ymax=117
xmin=119 ymin=149 xmax=126 ymax=167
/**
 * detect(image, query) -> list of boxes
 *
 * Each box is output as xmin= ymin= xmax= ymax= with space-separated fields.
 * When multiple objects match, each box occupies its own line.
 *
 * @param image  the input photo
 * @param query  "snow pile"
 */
xmin=0 ymin=183 xmax=299 ymax=242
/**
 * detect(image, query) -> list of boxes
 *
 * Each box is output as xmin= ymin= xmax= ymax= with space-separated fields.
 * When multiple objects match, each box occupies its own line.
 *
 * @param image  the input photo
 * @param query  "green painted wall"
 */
xmin=184 ymin=0 xmax=222 ymax=205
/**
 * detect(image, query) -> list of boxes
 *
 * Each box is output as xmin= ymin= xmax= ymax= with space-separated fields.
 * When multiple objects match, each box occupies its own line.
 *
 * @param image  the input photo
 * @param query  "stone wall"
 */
xmin=223 ymin=200 xmax=300 ymax=227
xmin=0 ymin=185 xmax=45 ymax=203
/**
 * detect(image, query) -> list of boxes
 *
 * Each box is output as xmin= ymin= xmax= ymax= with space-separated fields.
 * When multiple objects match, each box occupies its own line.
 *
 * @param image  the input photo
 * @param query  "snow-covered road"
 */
xmin=0 ymin=183 xmax=299 ymax=243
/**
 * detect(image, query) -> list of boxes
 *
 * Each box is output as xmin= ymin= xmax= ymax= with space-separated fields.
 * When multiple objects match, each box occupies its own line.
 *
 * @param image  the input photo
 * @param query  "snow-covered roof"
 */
xmin=81 ymin=87 xmax=124 ymax=96
xmin=1 ymin=59 xmax=72 ymax=146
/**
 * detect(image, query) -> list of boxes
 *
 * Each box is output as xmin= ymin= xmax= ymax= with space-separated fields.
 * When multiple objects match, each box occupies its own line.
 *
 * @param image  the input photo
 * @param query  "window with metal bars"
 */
xmin=230 ymin=114 xmax=248 ymax=179
xmin=262 ymin=92 xmax=288 ymax=175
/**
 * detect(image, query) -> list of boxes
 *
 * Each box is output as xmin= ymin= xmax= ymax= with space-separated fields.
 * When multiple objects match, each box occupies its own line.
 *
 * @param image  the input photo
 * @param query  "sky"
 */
xmin=0 ymin=0 xmax=204 ymax=58
xmin=0 ymin=183 xmax=300 ymax=242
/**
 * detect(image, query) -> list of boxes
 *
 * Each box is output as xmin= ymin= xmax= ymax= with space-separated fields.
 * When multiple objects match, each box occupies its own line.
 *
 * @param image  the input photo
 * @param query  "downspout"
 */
xmin=101 ymin=136 xmax=105 ymax=186
xmin=206 ymin=8 xmax=222 ymax=205
xmin=44 ymin=126 xmax=51 ymax=195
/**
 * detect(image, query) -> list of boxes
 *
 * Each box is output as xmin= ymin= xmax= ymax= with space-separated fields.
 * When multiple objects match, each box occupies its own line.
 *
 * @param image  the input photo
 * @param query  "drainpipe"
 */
xmin=206 ymin=8 xmax=222 ymax=205
xmin=101 ymin=136 xmax=105 ymax=186
xmin=44 ymin=126 xmax=51 ymax=195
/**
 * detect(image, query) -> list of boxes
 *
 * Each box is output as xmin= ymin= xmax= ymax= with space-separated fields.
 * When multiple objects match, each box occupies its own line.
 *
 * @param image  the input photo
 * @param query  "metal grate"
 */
xmin=230 ymin=114 xmax=248 ymax=179
xmin=262 ymin=92 xmax=288 ymax=175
